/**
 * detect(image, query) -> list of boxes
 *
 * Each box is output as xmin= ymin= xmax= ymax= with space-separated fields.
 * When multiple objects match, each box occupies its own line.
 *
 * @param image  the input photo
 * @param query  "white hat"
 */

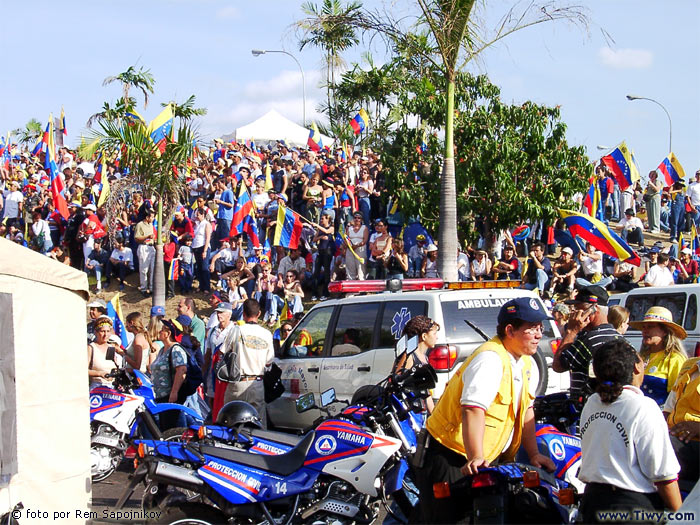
xmin=562 ymin=247 xmax=574 ymax=255
xmin=83 ymin=203 xmax=97 ymax=211
xmin=681 ymin=247 xmax=692 ymax=255
xmin=425 ymin=244 xmax=438 ymax=253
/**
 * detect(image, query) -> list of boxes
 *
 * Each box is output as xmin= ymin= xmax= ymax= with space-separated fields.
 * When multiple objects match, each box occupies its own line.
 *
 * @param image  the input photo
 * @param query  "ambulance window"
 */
xmin=378 ymin=301 xmax=428 ymax=347
xmin=330 ymin=303 xmax=380 ymax=356
xmin=684 ymin=295 xmax=697 ymax=331
xmin=627 ymin=293 xmax=686 ymax=329
xmin=283 ymin=307 xmax=333 ymax=358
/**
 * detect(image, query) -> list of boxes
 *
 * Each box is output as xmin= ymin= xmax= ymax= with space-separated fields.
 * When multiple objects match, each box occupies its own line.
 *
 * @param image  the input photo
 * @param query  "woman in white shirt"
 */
xmin=345 ymin=212 xmax=368 ymax=280
xmin=30 ymin=208 xmax=53 ymax=253
xmin=192 ymin=207 xmax=213 ymax=293
xmin=2 ymin=181 xmax=23 ymax=226
xmin=579 ymin=339 xmax=681 ymax=523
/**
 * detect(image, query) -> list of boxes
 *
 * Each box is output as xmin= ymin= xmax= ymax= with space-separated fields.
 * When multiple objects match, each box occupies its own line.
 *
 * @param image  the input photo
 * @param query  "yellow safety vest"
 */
xmin=667 ymin=357 xmax=700 ymax=434
xmin=426 ymin=337 xmax=534 ymax=463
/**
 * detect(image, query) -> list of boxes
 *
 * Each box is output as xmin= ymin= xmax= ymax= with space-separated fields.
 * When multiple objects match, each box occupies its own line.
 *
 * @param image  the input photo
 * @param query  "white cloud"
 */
xmin=598 ymin=47 xmax=653 ymax=69
xmin=200 ymin=69 xmax=326 ymax=137
xmin=216 ymin=6 xmax=239 ymax=19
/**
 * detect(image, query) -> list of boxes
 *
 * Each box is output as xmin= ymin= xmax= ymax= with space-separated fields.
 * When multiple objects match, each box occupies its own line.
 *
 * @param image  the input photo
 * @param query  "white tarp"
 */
xmin=0 ymin=238 xmax=91 ymax=523
xmin=233 ymin=109 xmax=333 ymax=148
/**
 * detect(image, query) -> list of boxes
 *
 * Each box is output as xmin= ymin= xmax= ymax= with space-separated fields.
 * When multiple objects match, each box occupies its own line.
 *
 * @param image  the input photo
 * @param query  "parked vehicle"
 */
xmin=269 ymin=280 xmax=567 ymax=430
xmin=116 ymin=391 xmax=404 ymax=524
xmin=620 ymin=284 xmax=700 ymax=356
xmin=90 ymin=367 xmax=203 ymax=482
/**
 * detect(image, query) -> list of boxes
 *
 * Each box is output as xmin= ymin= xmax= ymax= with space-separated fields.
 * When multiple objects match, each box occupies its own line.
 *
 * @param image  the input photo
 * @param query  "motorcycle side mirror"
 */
xmin=105 ymin=346 xmax=117 ymax=362
xmin=395 ymin=335 xmax=419 ymax=357
xmin=296 ymin=392 xmax=316 ymax=413
xmin=320 ymin=388 xmax=336 ymax=407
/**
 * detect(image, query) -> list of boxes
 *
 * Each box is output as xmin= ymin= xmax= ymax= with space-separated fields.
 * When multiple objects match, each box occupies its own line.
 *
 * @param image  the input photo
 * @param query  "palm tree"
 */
xmin=103 ymin=65 xmax=156 ymax=110
xmin=86 ymin=97 xmax=138 ymax=128
xmin=13 ymin=118 xmax=43 ymax=147
xmin=162 ymin=95 xmax=208 ymax=122
xmin=81 ymin=113 xmax=196 ymax=311
xmin=296 ymin=0 xmax=362 ymax=128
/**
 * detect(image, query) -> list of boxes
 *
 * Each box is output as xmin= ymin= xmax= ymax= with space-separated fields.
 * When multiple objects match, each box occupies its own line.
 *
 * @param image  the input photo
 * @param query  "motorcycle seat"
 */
xmin=242 ymin=428 xmax=305 ymax=447
xmin=200 ymin=431 xmax=315 ymax=476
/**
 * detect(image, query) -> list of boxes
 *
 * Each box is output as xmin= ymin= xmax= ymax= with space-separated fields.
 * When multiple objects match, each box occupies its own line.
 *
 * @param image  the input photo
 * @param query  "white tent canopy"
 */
xmin=0 ymin=238 xmax=91 ymax=522
xmin=233 ymin=109 xmax=333 ymax=149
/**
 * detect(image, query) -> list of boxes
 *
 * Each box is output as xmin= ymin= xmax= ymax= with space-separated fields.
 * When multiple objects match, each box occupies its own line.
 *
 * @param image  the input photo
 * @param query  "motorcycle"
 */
xmin=117 ymin=341 xmax=435 ymax=523
xmin=116 ymin=388 xmax=403 ymax=524
xmin=531 ymin=393 xmax=584 ymax=493
xmin=89 ymin=367 xmax=203 ymax=482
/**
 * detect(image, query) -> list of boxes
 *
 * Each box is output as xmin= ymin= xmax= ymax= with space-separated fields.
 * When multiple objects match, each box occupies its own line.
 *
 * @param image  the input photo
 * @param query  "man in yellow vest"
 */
xmin=415 ymin=297 xmax=556 ymax=523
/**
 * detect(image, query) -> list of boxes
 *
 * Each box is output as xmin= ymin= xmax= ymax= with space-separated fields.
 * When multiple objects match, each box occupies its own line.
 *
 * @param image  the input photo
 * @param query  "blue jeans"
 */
xmin=523 ymin=269 xmax=549 ymax=292
xmin=193 ymin=247 xmax=211 ymax=293
xmin=621 ymin=227 xmax=644 ymax=246
xmin=409 ymin=256 xmax=424 ymax=277
xmin=576 ymin=276 xmax=614 ymax=289
xmin=215 ymin=217 xmax=232 ymax=248
xmin=358 ymin=197 xmax=371 ymax=230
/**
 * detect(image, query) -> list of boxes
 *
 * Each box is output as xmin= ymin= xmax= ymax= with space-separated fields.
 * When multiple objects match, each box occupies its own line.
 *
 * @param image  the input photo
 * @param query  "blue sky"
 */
xmin=2 ymin=0 xmax=698 ymax=181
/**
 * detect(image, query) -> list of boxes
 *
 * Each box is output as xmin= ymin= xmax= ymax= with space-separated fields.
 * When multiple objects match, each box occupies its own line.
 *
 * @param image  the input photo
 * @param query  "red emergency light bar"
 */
xmin=327 ymin=278 xmax=445 ymax=294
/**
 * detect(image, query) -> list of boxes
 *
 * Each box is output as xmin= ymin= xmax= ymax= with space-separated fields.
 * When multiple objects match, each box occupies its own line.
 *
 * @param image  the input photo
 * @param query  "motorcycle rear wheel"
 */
xmin=150 ymin=503 xmax=226 ymax=525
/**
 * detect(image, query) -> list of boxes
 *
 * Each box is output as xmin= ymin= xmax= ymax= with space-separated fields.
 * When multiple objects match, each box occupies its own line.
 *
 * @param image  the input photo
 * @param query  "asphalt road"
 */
xmin=89 ymin=462 xmax=149 ymax=525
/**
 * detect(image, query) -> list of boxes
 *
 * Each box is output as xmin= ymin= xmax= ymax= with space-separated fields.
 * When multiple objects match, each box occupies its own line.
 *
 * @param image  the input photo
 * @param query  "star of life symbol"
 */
xmin=391 ymin=308 xmax=412 ymax=339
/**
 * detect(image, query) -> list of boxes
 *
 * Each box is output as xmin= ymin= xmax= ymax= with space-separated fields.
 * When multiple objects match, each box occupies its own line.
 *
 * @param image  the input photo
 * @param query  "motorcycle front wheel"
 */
xmin=150 ymin=503 xmax=226 ymax=525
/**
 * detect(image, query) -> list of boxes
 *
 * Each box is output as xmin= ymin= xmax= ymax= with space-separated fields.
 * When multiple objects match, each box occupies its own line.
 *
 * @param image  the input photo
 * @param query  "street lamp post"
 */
xmin=252 ymin=49 xmax=306 ymax=127
xmin=626 ymin=94 xmax=672 ymax=153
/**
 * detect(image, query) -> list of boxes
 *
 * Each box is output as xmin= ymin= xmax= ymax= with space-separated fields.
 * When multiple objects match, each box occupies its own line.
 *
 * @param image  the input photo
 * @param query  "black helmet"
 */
xmin=216 ymin=401 xmax=262 ymax=429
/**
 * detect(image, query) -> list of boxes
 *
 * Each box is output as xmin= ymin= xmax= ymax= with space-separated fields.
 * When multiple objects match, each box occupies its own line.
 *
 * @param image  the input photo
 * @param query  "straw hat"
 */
xmin=628 ymin=306 xmax=687 ymax=340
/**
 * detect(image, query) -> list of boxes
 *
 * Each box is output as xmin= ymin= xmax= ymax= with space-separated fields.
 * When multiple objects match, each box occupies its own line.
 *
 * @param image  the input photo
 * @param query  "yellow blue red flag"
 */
xmin=601 ymin=141 xmax=640 ymax=190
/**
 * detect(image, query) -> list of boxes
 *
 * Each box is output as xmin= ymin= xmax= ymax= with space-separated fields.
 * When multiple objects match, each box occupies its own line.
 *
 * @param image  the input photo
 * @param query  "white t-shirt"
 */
xmin=581 ymin=251 xmax=604 ymax=275
xmin=460 ymin=350 xmax=539 ymax=453
xmin=2 ymin=190 xmax=23 ymax=219
xmin=579 ymin=386 xmax=679 ymax=493
xmin=252 ymin=192 xmax=270 ymax=211
xmin=110 ymin=247 xmax=134 ymax=267
xmin=686 ymin=181 xmax=700 ymax=207
xmin=224 ymin=323 xmax=274 ymax=377
xmin=620 ymin=216 xmax=644 ymax=231
xmin=644 ymin=264 xmax=674 ymax=287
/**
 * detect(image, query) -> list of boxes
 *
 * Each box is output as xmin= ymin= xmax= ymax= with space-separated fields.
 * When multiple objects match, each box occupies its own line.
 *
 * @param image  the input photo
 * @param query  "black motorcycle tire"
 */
xmin=150 ymin=503 xmax=226 ymax=525
xmin=161 ymin=427 xmax=188 ymax=441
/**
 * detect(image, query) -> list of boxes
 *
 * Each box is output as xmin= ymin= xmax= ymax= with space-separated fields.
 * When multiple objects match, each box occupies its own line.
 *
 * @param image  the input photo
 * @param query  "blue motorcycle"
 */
xmin=89 ymin=367 xmax=203 ymax=482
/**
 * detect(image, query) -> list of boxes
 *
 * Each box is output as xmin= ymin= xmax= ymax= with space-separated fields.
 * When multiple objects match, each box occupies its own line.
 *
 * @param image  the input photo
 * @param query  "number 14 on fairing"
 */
xmin=275 ymin=482 xmax=287 ymax=494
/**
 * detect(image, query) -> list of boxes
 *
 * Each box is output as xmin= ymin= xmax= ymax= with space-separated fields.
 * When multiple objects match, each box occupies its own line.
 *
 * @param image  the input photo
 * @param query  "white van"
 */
xmin=620 ymin=284 xmax=700 ymax=356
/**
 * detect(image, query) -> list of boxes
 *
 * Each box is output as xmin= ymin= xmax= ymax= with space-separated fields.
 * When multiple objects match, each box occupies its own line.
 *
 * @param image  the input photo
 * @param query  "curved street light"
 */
xmin=626 ymin=94 xmax=672 ymax=153
xmin=252 ymin=49 xmax=306 ymax=127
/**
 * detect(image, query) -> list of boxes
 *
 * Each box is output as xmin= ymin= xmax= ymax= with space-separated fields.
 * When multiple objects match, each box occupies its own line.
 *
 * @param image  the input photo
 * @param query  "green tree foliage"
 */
xmin=12 ymin=118 xmax=43 ymax=146
xmin=295 ymin=0 xmax=362 ymax=129
xmin=336 ymin=60 xmax=591 ymax=248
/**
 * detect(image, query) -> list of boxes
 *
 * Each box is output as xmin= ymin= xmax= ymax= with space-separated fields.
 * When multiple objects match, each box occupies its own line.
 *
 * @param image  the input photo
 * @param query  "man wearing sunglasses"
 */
xmin=415 ymin=297 xmax=556 ymax=523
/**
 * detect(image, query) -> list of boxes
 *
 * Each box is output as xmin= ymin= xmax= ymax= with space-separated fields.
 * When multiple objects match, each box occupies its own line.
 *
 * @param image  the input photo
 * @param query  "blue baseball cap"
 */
xmin=151 ymin=305 xmax=165 ymax=317
xmin=215 ymin=302 xmax=233 ymax=313
xmin=497 ymin=297 xmax=553 ymax=325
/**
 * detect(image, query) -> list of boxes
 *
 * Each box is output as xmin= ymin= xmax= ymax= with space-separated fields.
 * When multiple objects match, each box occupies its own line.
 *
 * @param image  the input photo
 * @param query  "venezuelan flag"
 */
xmin=416 ymin=129 xmax=428 ymax=154
xmin=657 ymin=153 xmax=686 ymax=186
xmin=107 ymin=294 xmax=129 ymax=348
xmin=273 ymin=205 xmax=303 ymax=249
xmin=679 ymin=232 xmax=688 ymax=251
xmin=148 ymin=105 xmax=174 ymax=153
xmin=582 ymin=177 xmax=600 ymax=218
xmin=60 ymin=106 xmax=67 ymax=136
xmin=263 ymin=236 xmax=272 ymax=261
xmin=32 ymin=122 xmax=50 ymax=156
xmin=125 ymin=110 xmax=146 ymax=126
xmin=168 ymin=259 xmax=179 ymax=281
xmin=45 ymin=115 xmax=69 ymax=219
xmin=97 ymin=152 xmax=110 ymax=207
xmin=350 ymin=109 xmax=368 ymax=135
xmin=230 ymin=184 xmax=260 ymax=247
xmin=692 ymin=223 xmax=700 ymax=256
xmin=559 ymin=209 xmax=640 ymax=266
xmin=307 ymin=122 xmax=323 ymax=152
xmin=601 ymin=141 xmax=640 ymax=190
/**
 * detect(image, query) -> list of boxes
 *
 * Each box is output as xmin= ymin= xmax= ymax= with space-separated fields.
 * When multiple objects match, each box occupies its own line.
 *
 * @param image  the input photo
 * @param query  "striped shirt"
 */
xmin=558 ymin=323 xmax=621 ymax=404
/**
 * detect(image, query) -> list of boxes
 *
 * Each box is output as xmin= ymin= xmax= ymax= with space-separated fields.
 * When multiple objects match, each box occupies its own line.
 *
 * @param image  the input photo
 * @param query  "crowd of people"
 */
xmin=414 ymin=290 xmax=698 ymax=523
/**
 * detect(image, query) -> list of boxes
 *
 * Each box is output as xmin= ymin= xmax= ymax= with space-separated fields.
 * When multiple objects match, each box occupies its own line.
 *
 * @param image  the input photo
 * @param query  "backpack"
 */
xmin=169 ymin=338 xmax=203 ymax=398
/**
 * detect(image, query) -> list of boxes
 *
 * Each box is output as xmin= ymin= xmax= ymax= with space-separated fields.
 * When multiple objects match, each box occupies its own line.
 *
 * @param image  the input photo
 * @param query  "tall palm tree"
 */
xmin=81 ymin=114 xmax=196 ymax=311
xmin=86 ymin=97 xmax=138 ymax=128
xmin=12 ymin=118 xmax=43 ymax=147
xmin=103 ymin=65 xmax=156 ymax=110
xmin=411 ymin=0 xmax=588 ymax=280
xmin=296 ymin=0 xmax=362 ymax=128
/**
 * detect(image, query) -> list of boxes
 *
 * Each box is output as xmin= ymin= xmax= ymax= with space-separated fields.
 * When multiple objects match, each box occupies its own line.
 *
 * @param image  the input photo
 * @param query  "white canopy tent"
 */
xmin=233 ymin=109 xmax=333 ymax=149
xmin=0 ymin=238 xmax=91 ymax=523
